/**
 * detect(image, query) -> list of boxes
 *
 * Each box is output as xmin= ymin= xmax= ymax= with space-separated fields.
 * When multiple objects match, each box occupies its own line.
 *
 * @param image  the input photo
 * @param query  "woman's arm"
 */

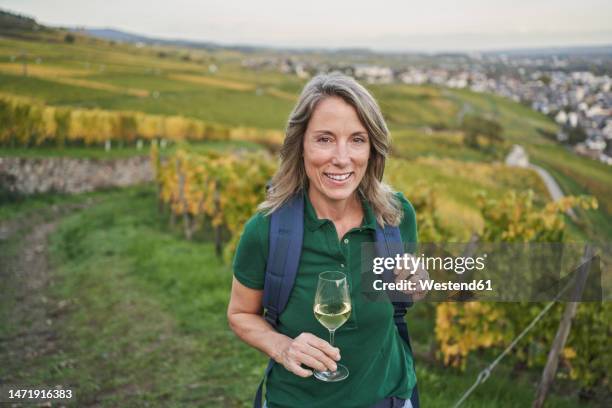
xmin=227 ymin=277 xmax=340 ymax=377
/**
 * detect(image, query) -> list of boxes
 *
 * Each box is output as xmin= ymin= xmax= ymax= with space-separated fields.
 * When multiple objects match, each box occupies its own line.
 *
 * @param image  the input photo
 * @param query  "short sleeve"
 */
xmin=395 ymin=192 xmax=418 ymax=249
xmin=232 ymin=212 xmax=270 ymax=290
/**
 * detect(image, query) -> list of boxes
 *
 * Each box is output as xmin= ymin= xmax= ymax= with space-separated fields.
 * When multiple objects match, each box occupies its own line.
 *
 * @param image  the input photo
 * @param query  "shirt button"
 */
xmin=340 ymin=263 xmax=345 ymax=268
xmin=344 ymin=238 xmax=349 ymax=244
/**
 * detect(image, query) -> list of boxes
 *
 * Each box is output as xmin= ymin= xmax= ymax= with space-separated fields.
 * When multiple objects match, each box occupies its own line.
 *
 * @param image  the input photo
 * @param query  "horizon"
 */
xmin=1 ymin=0 xmax=612 ymax=53
xmin=78 ymin=26 xmax=612 ymax=55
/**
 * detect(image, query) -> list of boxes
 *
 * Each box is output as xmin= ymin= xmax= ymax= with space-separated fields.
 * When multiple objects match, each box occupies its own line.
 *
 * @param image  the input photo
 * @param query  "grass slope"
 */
xmin=0 ymin=186 xmax=592 ymax=407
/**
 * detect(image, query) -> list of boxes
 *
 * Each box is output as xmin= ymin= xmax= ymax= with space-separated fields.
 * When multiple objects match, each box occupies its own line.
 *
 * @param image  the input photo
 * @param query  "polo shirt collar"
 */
xmin=303 ymin=189 xmax=377 ymax=232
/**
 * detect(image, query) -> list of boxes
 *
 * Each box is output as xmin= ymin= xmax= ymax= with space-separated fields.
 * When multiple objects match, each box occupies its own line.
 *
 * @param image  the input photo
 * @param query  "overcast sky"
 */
xmin=2 ymin=0 xmax=612 ymax=51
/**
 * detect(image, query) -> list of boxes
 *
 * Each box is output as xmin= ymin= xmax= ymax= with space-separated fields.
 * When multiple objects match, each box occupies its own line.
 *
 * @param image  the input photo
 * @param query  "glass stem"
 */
xmin=329 ymin=329 xmax=335 ymax=347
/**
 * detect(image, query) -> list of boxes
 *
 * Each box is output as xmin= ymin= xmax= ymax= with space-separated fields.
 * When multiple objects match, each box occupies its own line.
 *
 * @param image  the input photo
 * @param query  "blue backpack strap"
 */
xmin=254 ymin=192 xmax=304 ymax=408
xmin=253 ymin=359 xmax=274 ymax=408
xmin=262 ymin=193 xmax=304 ymax=327
xmin=374 ymin=223 xmax=420 ymax=408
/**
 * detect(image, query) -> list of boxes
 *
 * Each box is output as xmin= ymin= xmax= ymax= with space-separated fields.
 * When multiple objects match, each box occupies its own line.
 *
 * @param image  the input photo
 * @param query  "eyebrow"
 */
xmin=312 ymin=130 xmax=368 ymax=136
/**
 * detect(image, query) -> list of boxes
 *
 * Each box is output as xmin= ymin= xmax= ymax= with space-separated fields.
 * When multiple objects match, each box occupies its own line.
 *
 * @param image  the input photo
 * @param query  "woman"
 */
xmin=227 ymin=73 xmax=428 ymax=408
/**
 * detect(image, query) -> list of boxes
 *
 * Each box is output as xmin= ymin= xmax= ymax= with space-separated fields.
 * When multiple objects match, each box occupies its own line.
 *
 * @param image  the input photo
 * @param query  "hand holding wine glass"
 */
xmin=274 ymin=333 xmax=340 ymax=378
xmin=312 ymin=271 xmax=352 ymax=382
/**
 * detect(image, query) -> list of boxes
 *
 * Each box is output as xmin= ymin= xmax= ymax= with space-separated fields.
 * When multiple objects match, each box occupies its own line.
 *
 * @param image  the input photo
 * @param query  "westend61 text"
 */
xmin=373 ymin=279 xmax=493 ymax=292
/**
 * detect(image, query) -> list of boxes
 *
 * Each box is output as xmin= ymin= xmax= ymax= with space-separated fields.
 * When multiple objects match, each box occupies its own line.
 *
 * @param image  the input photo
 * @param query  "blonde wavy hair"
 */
xmin=258 ymin=72 xmax=403 ymax=227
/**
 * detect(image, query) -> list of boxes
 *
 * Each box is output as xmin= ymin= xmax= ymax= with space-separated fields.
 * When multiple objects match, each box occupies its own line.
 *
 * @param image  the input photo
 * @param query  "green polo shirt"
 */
xmin=232 ymin=189 xmax=418 ymax=408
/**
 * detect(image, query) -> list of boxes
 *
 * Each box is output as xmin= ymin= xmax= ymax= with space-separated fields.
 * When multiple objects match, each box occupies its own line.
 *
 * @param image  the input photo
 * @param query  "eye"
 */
xmin=317 ymin=136 xmax=332 ymax=143
xmin=353 ymin=135 xmax=367 ymax=143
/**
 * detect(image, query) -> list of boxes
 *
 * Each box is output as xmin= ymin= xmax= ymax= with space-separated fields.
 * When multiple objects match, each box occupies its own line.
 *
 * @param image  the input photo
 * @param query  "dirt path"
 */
xmin=1 ymin=194 xmax=228 ymax=407
xmin=0 ymin=201 xmax=94 ymax=406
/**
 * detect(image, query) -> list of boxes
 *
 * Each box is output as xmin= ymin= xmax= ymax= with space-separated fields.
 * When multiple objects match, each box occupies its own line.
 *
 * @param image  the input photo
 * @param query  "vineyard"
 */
xmin=0 ymin=93 xmax=283 ymax=148
xmin=150 ymin=146 xmax=609 ymax=400
xmin=2 ymin=13 xmax=611 ymax=407
xmin=150 ymin=145 xmax=276 ymax=260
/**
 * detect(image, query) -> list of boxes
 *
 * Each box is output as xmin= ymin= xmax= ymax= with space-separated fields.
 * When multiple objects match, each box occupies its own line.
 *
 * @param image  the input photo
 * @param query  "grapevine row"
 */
xmin=152 ymin=151 xmax=607 ymax=392
xmin=0 ymin=93 xmax=284 ymax=147
xmin=151 ymin=145 xmax=276 ymax=260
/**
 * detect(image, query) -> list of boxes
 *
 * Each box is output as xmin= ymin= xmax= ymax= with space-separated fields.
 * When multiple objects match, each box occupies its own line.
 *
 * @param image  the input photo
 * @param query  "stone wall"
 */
xmin=0 ymin=156 xmax=154 ymax=195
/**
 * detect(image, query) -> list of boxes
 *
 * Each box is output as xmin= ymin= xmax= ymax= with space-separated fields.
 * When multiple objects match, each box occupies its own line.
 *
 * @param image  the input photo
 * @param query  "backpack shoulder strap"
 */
xmin=262 ymin=192 xmax=304 ymax=328
xmin=255 ymin=192 xmax=304 ymax=408
xmin=374 ymin=222 xmax=420 ymax=408
xmin=374 ymin=222 xmax=414 ymax=309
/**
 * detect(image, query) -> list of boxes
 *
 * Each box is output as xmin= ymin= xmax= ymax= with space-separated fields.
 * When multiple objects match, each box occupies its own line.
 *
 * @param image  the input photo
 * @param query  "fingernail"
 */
xmin=332 ymin=364 xmax=337 ymax=371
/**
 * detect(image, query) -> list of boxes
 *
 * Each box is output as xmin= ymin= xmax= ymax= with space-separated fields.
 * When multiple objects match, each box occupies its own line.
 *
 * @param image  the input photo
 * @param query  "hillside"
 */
xmin=0 ymin=20 xmax=610 ymax=241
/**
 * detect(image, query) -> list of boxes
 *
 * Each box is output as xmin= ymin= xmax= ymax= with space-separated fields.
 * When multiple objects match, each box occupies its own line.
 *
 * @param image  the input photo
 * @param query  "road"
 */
xmin=505 ymin=144 xmax=576 ymax=220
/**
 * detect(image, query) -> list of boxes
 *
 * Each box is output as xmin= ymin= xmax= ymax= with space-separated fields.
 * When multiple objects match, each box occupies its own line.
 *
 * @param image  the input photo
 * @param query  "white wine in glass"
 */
xmin=313 ymin=271 xmax=352 ymax=382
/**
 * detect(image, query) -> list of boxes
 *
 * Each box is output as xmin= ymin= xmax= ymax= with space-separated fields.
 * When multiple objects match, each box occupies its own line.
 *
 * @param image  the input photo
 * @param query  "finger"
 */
xmin=301 ymin=345 xmax=338 ymax=371
xmin=407 ymin=271 xmax=427 ymax=285
xmin=306 ymin=335 xmax=341 ymax=360
xmin=417 ymin=267 xmax=429 ymax=279
xmin=394 ymin=269 xmax=411 ymax=282
xmin=406 ymin=279 xmax=426 ymax=294
xmin=395 ymin=272 xmax=409 ymax=282
xmin=394 ymin=266 xmax=413 ymax=278
xmin=298 ymin=350 xmax=336 ymax=372
xmin=402 ymin=276 xmax=419 ymax=289
xmin=288 ymin=361 xmax=313 ymax=378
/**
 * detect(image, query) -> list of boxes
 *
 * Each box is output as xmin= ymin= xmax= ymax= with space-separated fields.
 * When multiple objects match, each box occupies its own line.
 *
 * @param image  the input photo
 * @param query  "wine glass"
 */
xmin=313 ymin=270 xmax=352 ymax=382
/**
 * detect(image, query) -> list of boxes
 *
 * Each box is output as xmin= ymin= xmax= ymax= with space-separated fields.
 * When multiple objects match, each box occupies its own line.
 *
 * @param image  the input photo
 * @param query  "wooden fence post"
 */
xmin=532 ymin=244 xmax=594 ymax=408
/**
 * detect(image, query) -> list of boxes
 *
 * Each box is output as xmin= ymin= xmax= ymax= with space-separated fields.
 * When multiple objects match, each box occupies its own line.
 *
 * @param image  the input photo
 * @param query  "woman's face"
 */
xmin=303 ymin=96 xmax=370 ymax=204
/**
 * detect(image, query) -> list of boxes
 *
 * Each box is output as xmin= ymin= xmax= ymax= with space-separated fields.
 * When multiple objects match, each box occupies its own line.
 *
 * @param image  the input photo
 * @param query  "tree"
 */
xmin=460 ymin=114 xmax=503 ymax=150
xmin=565 ymin=125 xmax=587 ymax=146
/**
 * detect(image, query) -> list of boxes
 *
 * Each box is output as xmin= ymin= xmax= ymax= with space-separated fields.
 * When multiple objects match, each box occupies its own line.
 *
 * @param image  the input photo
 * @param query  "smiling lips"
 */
xmin=324 ymin=172 xmax=353 ymax=183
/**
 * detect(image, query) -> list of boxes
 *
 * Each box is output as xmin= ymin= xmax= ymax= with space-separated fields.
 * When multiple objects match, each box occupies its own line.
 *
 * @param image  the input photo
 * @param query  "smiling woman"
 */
xmin=302 ymin=96 xmax=371 ymax=238
xmin=226 ymin=73 xmax=421 ymax=408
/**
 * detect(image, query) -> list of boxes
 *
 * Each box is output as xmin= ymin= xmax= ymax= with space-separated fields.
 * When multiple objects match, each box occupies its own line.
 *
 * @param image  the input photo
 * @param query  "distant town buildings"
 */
xmin=242 ymin=53 xmax=612 ymax=165
xmin=397 ymin=62 xmax=612 ymax=165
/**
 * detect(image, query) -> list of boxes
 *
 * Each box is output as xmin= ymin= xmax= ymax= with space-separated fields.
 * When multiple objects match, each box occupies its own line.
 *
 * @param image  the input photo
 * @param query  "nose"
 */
xmin=331 ymin=140 xmax=350 ymax=167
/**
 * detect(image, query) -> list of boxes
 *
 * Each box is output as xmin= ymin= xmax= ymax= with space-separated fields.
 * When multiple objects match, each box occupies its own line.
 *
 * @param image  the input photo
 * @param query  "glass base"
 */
xmin=313 ymin=364 xmax=349 ymax=382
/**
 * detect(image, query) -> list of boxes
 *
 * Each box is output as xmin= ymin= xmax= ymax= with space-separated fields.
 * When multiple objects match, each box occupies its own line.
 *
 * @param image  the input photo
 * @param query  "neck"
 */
xmin=307 ymin=185 xmax=360 ymax=222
